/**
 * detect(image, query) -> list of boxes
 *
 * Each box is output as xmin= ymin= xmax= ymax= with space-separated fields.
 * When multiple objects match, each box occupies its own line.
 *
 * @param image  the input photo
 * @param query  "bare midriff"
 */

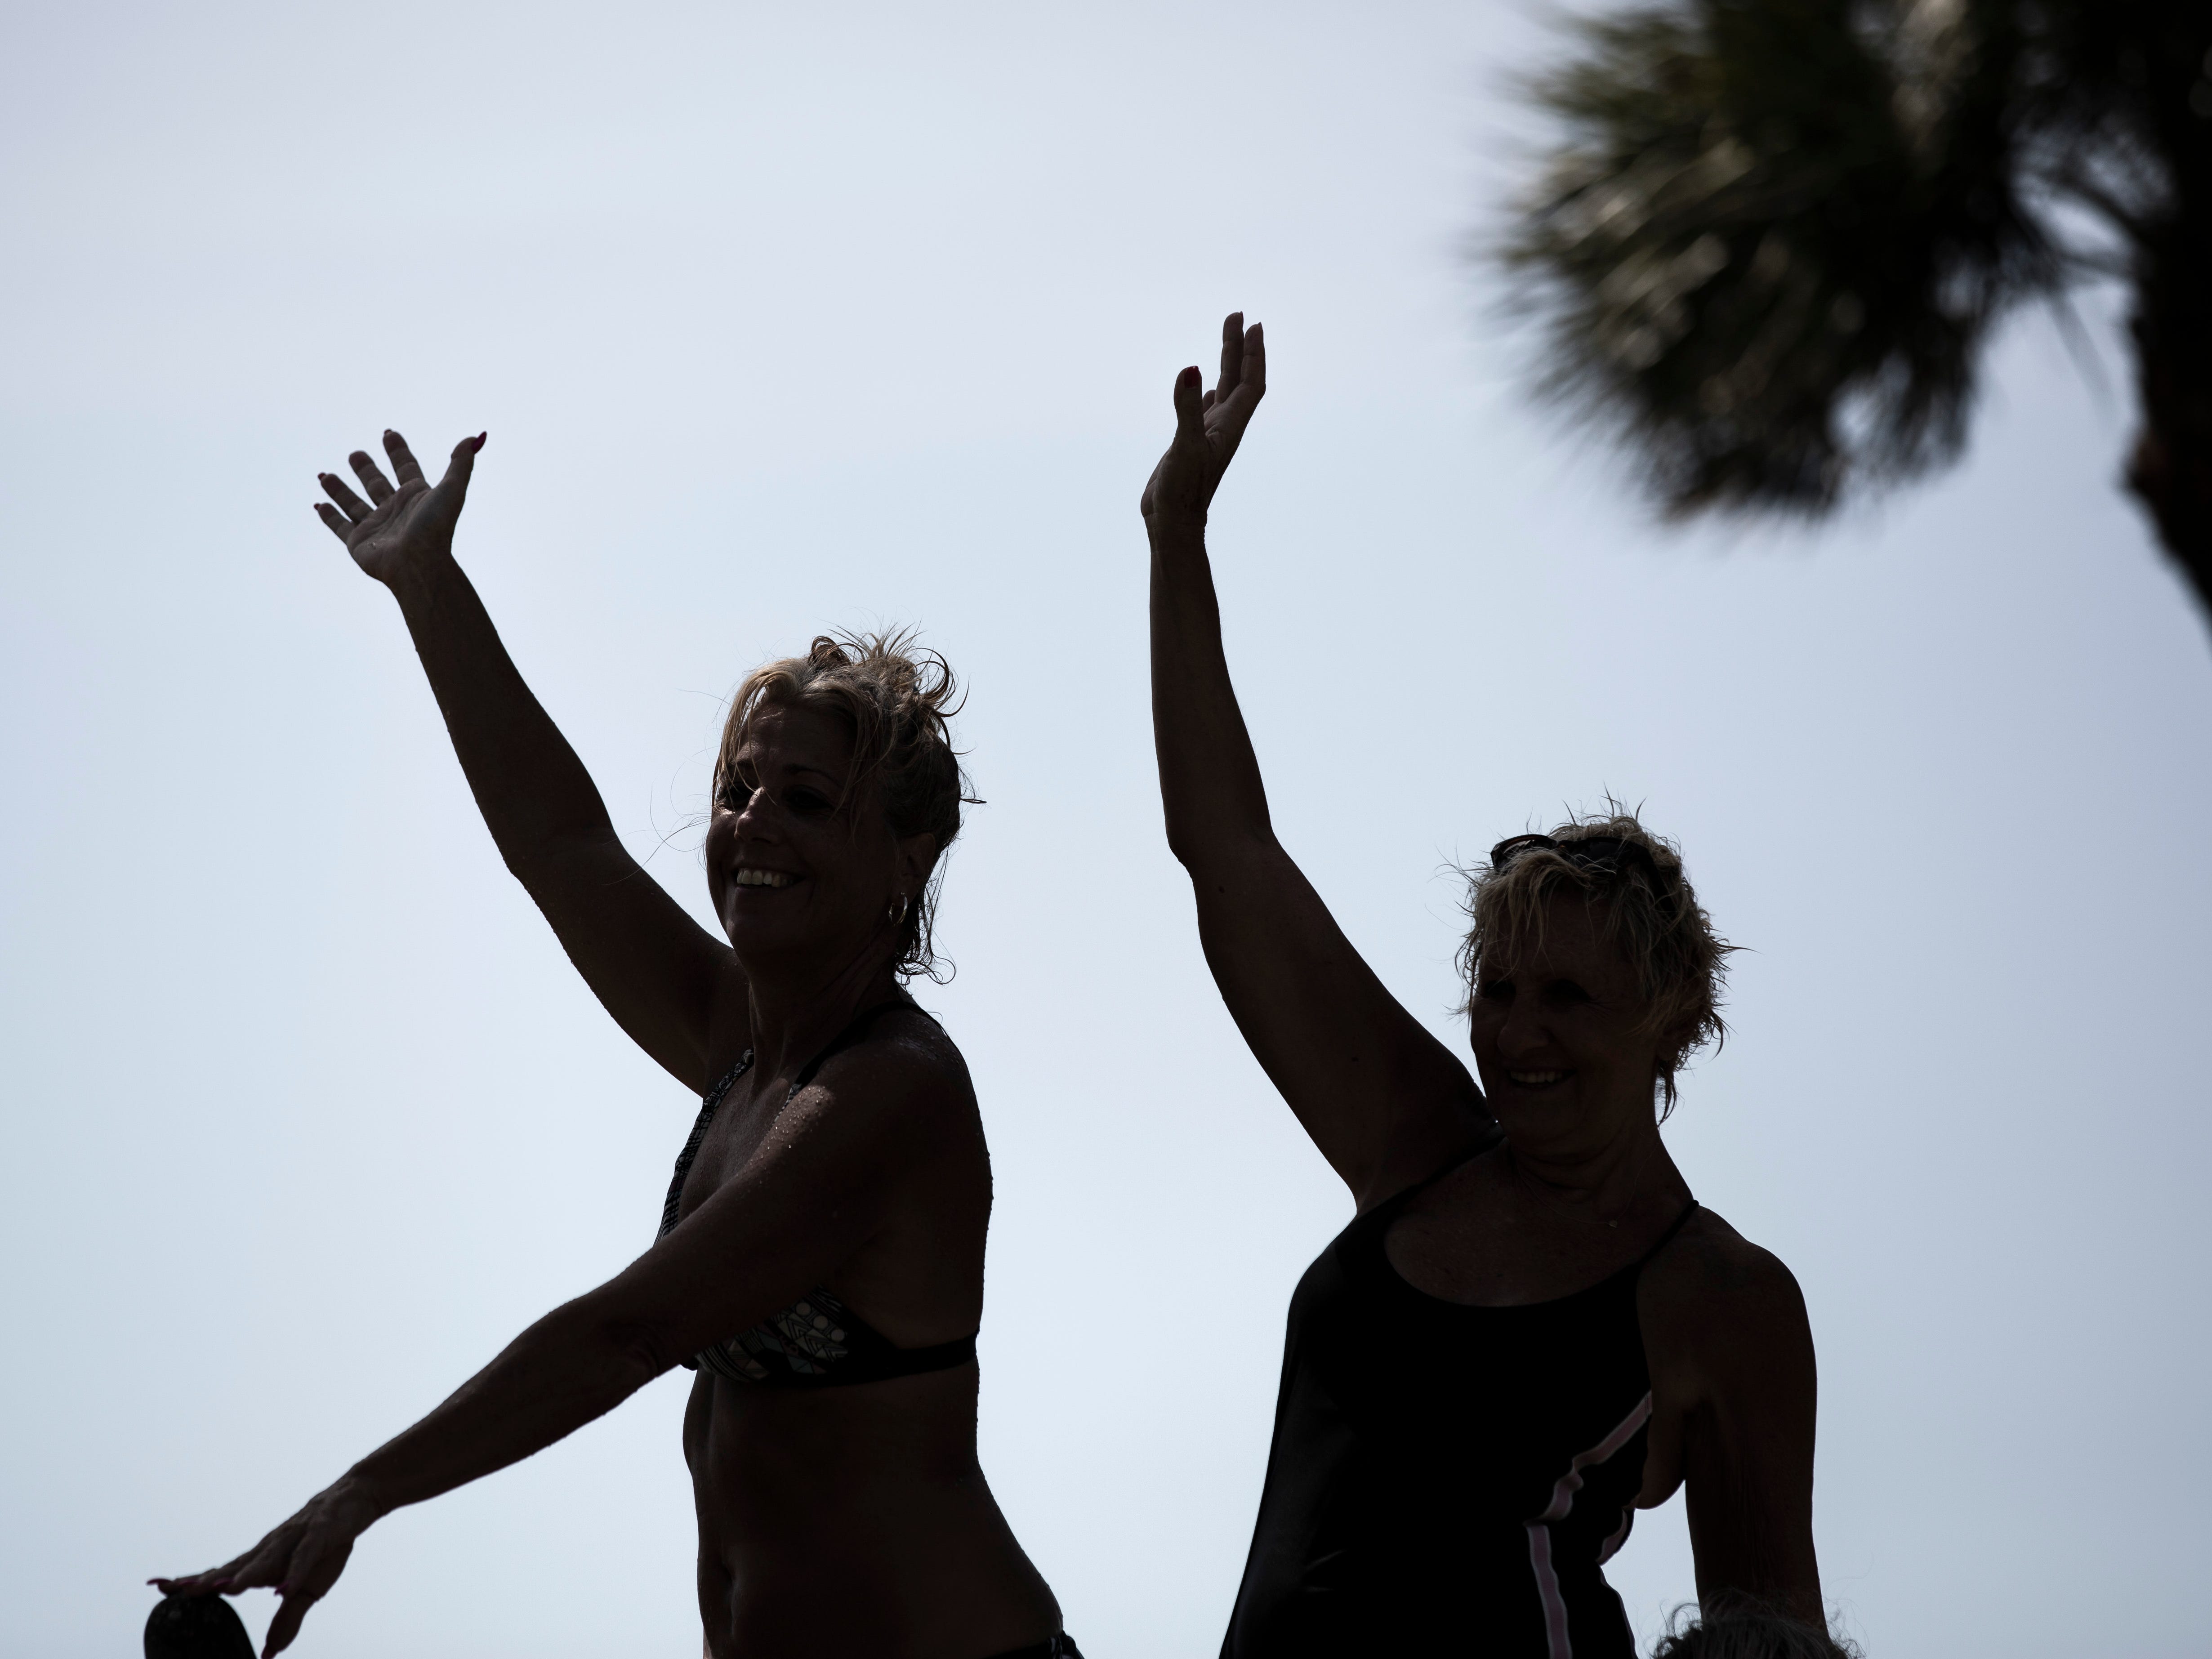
xmin=683 ymin=1365 xmax=1061 ymax=1659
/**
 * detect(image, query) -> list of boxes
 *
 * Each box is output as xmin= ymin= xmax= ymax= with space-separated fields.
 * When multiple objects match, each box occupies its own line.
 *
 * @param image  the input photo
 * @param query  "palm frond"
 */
xmin=1503 ymin=0 xmax=2063 ymax=516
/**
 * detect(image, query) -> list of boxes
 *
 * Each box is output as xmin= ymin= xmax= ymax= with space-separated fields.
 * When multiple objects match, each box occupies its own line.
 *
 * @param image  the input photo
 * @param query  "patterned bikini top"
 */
xmin=656 ymin=999 xmax=979 ymax=1388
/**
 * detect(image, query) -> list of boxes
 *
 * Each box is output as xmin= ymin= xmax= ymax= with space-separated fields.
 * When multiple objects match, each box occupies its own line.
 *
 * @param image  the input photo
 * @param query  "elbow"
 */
xmin=588 ymin=1313 xmax=681 ymax=1385
xmin=1162 ymin=816 xmax=1223 ymax=874
xmin=497 ymin=835 xmax=559 ymax=887
xmin=1162 ymin=810 xmax=1200 ymax=870
xmin=501 ymin=827 xmax=617 ymax=892
xmin=1163 ymin=817 xmax=1278 ymax=884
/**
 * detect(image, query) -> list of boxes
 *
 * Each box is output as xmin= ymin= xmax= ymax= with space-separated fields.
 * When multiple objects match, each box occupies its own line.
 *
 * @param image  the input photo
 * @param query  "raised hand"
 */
xmin=1141 ymin=312 xmax=1266 ymax=533
xmin=151 ymin=1480 xmax=382 ymax=1658
xmin=316 ymin=429 xmax=485 ymax=586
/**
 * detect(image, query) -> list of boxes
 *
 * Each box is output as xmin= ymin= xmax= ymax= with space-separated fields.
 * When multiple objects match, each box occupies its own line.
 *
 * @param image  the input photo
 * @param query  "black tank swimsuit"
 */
xmin=1221 ymin=1163 xmax=1698 ymax=1659
xmin=657 ymin=999 xmax=977 ymax=1386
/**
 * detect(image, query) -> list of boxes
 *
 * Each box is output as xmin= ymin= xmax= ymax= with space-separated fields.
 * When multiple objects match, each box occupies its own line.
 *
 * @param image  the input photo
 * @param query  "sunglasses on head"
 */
xmin=1488 ymin=833 xmax=1678 ymax=895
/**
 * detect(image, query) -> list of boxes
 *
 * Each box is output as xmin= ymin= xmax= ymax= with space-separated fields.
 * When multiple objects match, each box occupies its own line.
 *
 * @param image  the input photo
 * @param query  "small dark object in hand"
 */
xmin=146 ymin=1592 xmax=255 ymax=1659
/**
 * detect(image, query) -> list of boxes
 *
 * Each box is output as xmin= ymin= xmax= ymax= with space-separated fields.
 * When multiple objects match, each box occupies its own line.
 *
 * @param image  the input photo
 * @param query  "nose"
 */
xmin=1494 ymin=994 xmax=1551 ymax=1061
xmin=732 ymin=788 xmax=781 ymax=840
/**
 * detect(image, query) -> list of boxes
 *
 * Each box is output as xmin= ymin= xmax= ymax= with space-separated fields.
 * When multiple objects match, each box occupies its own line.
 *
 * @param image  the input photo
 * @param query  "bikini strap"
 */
xmin=1633 ymin=1198 xmax=1700 ymax=1269
xmin=660 ymin=1049 xmax=756 ymax=1240
xmin=702 ymin=1049 xmax=756 ymax=1111
xmin=662 ymin=1004 xmax=932 ymax=1241
xmin=788 ymin=997 xmax=936 ymax=1097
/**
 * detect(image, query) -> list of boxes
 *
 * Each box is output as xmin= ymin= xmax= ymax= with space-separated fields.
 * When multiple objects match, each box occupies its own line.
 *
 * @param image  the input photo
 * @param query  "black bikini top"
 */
xmin=657 ymin=999 xmax=979 ymax=1388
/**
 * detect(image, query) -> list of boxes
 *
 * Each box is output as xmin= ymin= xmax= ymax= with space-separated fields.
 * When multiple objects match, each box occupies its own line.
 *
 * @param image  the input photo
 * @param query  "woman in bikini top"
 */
xmin=155 ymin=431 xmax=1075 ymax=1659
xmin=1140 ymin=316 xmax=1834 ymax=1655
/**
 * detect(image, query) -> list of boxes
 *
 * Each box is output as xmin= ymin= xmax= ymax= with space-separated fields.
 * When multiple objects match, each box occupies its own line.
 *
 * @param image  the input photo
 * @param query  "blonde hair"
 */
xmin=1458 ymin=803 xmax=1735 ymax=1115
xmin=714 ymin=629 xmax=976 ymax=982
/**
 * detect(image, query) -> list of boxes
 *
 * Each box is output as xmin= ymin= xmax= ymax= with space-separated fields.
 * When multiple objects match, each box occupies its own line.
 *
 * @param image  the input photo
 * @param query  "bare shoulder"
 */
xmin=784 ymin=1006 xmax=980 ymax=1150
xmin=1641 ymin=1207 xmax=1813 ymax=1372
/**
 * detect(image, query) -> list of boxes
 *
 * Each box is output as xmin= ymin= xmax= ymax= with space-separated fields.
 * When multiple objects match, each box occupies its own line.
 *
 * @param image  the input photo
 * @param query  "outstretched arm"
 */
xmin=155 ymin=1038 xmax=948 ymax=1656
xmin=316 ymin=433 xmax=740 ymax=1090
xmin=1144 ymin=317 xmax=1489 ymax=1209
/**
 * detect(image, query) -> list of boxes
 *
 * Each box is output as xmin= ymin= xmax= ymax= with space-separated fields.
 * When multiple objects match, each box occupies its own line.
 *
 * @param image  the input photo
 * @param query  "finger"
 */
xmin=264 ymin=1591 xmax=312 ymax=1657
xmin=347 ymin=450 xmax=397 ymax=505
xmin=319 ymin=472 xmax=374 ymax=522
xmin=1216 ymin=311 xmax=1245 ymax=399
xmin=1241 ymin=320 xmax=1266 ymax=401
xmin=150 ymin=1573 xmax=229 ymax=1595
xmin=1172 ymin=365 xmax=1204 ymax=440
xmin=261 ymin=1530 xmax=353 ymax=1658
xmin=1214 ymin=322 xmax=1269 ymax=452
xmin=1201 ymin=388 xmax=1217 ymax=412
xmin=152 ymin=1541 xmax=259 ymax=1595
xmin=217 ymin=1542 xmax=291 ymax=1592
xmin=434 ymin=431 xmax=485 ymax=509
xmin=314 ymin=502 xmax=352 ymax=539
xmin=383 ymin=429 xmax=426 ymax=489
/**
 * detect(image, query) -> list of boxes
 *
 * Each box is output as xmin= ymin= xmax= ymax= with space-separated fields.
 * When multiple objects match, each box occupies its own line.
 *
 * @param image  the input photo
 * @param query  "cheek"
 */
xmin=791 ymin=825 xmax=879 ymax=900
xmin=704 ymin=816 xmax=736 ymax=866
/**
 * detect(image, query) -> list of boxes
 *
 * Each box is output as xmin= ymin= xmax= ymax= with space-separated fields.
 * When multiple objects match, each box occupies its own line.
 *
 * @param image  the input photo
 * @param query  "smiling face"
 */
xmin=1466 ymin=891 xmax=1677 ymax=1161
xmin=703 ymin=700 xmax=936 ymax=981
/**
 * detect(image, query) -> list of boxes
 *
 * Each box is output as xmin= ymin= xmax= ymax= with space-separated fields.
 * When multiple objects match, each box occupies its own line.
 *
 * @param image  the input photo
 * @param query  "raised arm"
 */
xmin=1143 ymin=317 xmax=1489 ymax=1209
xmin=315 ymin=432 xmax=740 ymax=1090
xmin=155 ymin=1036 xmax=950 ymax=1657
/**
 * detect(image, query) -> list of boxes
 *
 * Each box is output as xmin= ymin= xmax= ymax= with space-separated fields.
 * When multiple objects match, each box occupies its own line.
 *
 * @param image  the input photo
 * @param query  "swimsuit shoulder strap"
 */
xmin=1633 ymin=1198 xmax=1700 ymax=1270
xmin=660 ymin=1050 xmax=757 ymax=1240
xmin=788 ymin=997 xmax=936 ymax=1097
xmin=702 ymin=1049 xmax=756 ymax=1111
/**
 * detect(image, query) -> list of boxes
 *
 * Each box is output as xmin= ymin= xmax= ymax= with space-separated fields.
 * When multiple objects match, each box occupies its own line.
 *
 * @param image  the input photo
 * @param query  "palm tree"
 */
xmin=1502 ymin=0 xmax=2212 ymax=620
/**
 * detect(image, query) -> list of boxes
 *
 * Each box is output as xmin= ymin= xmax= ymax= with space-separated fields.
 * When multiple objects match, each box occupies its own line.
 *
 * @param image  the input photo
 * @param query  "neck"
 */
xmin=740 ymin=940 xmax=905 ymax=1082
xmin=1505 ymin=1116 xmax=1677 ymax=1222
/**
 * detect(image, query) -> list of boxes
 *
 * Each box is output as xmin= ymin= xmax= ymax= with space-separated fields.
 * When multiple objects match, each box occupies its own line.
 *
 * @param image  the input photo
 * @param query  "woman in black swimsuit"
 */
xmin=1142 ymin=320 xmax=1829 ymax=1656
xmin=155 ymin=433 xmax=1073 ymax=1659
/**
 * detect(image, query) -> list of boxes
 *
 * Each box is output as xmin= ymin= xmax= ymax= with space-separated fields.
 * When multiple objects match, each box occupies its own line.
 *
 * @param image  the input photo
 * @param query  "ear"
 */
xmin=893 ymin=831 xmax=939 ymax=900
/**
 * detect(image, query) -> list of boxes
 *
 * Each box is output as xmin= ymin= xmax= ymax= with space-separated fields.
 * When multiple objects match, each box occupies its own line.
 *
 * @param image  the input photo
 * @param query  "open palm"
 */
xmin=315 ymin=429 xmax=483 ymax=584
xmin=1142 ymin=312 xmax=1266 ymax=530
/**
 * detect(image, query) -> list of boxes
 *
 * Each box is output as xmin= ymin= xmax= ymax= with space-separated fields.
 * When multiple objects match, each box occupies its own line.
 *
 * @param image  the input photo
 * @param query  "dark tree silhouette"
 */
xmin=1503 ymin=0 xmax=2212 ymax=621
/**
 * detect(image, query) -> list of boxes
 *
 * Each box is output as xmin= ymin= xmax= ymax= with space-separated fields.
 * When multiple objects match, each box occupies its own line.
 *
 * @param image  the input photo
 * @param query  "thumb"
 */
xmin=437 ymin=431 xmax=487 ymax=504
xmin=1171 ymin=367 xmax=1204 ymax=442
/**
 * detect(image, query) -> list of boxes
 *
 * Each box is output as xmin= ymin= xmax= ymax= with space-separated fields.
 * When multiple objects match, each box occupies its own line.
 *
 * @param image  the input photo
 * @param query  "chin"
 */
xmin=1489 ymin=1096 xmax=1588 ymax=1142
xmin=721 ymin=913 xmax=807 ymax=959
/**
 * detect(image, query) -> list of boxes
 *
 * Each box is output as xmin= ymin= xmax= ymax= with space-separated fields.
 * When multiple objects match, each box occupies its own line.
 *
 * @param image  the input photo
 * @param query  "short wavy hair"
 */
xmin=1458 ymin=804 xmax=1735 ymax=1115
xmin=714 ymin=628 xmax=976 ymax=983
xmin=1650 ymin=1595 xmax=1860 ymax=1658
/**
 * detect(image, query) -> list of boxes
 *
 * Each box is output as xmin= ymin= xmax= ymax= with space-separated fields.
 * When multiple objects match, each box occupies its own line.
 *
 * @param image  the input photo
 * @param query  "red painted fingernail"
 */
xmin=471 ymin=432 xmax=487 ymax=452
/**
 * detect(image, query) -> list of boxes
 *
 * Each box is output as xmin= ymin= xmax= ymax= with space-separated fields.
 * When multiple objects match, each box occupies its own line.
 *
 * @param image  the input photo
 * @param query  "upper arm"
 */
xmin=511 ymin=831 xmax=745 ymax=1093
xmin=580 ymin=1044 xmax=944 ymax=1364
xmin=1659 ymin=1236 xmax=1823 ymax=1621
xmin=1183 ymin=831 xmax=1491 ymax=1206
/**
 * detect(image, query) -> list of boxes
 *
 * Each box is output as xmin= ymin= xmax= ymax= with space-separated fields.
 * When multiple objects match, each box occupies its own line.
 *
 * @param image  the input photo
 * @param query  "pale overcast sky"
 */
xmin=4 ymin=4 xmax=2209 ymax=1658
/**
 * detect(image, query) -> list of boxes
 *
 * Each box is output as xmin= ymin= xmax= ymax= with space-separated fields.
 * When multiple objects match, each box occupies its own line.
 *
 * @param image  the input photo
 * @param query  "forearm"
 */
xmin=385 ymin=552 xmax=620 ymax=872
xmin=1148 ymin=521 xmax=1275 ymax=863
xmin=345 ymin=1298 xmax=665 ymax=1519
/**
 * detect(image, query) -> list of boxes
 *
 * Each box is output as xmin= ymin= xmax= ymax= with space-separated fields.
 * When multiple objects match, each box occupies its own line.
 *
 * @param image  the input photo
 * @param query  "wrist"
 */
xmin=329 ymin=1467 xmax=399 ymax=1525
xmin=384 ymin=546 xmax=462 ymax=609
xmin=1146 ymin=512 xmax=1208 ymax=549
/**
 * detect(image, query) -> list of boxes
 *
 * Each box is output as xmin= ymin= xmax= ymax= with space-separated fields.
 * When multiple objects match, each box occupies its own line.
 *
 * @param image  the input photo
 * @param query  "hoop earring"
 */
xmin=887 ymin=893 xmax=910 ymax=928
